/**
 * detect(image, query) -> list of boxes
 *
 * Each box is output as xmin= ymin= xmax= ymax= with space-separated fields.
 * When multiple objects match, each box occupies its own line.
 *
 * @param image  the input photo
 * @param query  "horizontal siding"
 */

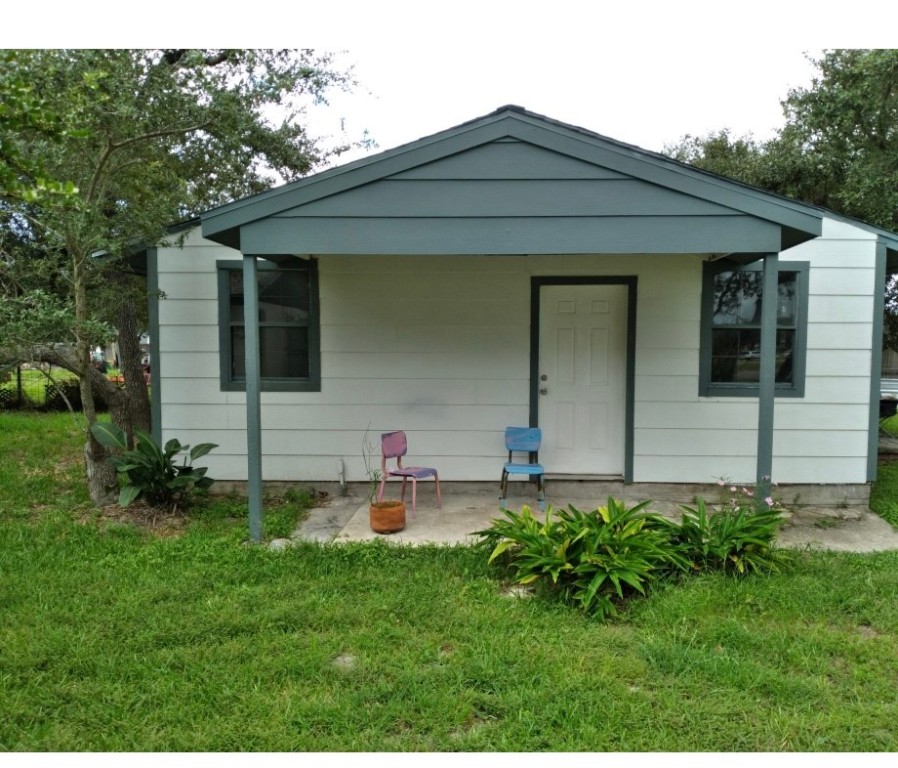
xmin=158 ymin=325 xmax=219 ymax=354
xmin=163 ymin=403 xmax=529 ymax=433
xmin=801 ymin=376 xmax=872 ymax=404
xmin=389 ymin=141 xmax=628 ymax=180
xmin=633 ymin=455 xmax=757 ymax=484
xmin=281 ymin=179 xmax=738 ymax=218
xmin=635 ymin=349 xmax=700 ymax=376
xmin=324 ymin=352 xmax=528 ymax=380
xmin=770 ymin=457 xmax=868 ymax=483
xmin=810 ymin=266 xmax=875 ymax=295
xmin=635 ymin=375 xmax=698 ymax=402
xmin=322 ymin=324 xmax=527 ymax=354
xmin=321 ymin=298 xmax=525 ymax=327
xmin=805 ymin=350 xmax=871 ymax=377
xmin=156 ymin=272 xmax=220 ymax=300
xmin=807 ymin=323 xmax=874 ymax=349
xmin=202 ymin=454 xmax=506 ymax=483
xmin=808 ymin=295 xmax=874 ymax=322
xmin=636 ymin=428 xmax=868 ymax=458
xmin=172 ymin=428 xmax=510 ymax=456
xmin=635 ymin=428 xmax=759 ymax=456
xmin=157 ymin=298 xmax=218 ymax=326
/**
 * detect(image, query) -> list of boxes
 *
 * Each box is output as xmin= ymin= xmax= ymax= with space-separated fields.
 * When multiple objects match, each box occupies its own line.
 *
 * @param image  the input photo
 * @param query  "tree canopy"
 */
xmin=0 ymin=48 xmax=364 ymax=503
xmin=665 ymin=48 xmax=898 ymax=346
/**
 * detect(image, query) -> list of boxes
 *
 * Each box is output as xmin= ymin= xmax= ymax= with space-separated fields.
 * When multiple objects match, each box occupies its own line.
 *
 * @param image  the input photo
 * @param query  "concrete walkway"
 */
xmin=290 ymin=487 xmax=898 ymax=553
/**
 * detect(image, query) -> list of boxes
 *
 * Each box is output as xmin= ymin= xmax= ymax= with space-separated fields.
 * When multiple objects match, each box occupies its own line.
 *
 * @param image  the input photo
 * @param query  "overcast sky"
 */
xmin=11 ymin=0 xmax=898 ymax=175
xmin=286 ymin=1 xmax=893 ymax=169
xmin=304 ymin=44 xmax=822 ymax=166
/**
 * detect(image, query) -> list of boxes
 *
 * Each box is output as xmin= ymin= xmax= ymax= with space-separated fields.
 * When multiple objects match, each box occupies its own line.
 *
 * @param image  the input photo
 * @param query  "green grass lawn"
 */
xmin=3 ymin=412 xmax=898 ymax=751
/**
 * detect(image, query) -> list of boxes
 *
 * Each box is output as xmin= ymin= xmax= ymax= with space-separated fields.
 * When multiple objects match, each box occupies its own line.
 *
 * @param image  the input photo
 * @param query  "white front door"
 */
xmin=538 ymin=284 xmax=628 ymax=475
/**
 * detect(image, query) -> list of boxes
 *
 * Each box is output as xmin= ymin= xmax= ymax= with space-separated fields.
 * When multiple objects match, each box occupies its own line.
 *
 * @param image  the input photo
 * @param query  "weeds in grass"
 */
xmin=871 ymin=459 xmax=898 ymax=529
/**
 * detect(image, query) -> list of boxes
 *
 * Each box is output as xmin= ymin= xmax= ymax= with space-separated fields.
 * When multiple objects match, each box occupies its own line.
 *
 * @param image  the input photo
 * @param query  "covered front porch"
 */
xmin=281 ymin=479 xmax=883 ymax=550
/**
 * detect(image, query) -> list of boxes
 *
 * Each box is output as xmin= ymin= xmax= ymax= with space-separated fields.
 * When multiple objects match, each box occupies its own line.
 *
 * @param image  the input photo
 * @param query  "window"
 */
xmin=217 ymin=258 xmax=320 ymax=392
xmin=699 ymin=260 xmax=808 ymax=397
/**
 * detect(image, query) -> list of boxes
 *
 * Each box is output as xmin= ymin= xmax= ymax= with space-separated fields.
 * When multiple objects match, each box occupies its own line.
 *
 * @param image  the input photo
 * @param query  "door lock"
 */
xmin=540 ymin=388 xmax=548 ymax=395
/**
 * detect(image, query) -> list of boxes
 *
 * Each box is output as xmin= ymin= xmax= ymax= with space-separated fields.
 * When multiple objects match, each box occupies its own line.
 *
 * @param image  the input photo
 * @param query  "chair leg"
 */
xmin=434 ymin=472 xmax=442 ymax=508
xmin=377 ymin=475 xmax=386 ymax=503
xmin=537 ymin=474 xmax=546 ymax=511
xmin=400 ymin=477 xmax=408 ymax=503
xmin=410 ymin=478 xmax=417 ymax=517
xmin=499 ymin=469 xmax=508 ymax=510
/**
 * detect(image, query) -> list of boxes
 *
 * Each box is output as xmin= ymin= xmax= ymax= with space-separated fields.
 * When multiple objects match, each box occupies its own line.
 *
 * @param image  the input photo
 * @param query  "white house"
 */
xmin=146 ymin=106 xmax=898 ymax=525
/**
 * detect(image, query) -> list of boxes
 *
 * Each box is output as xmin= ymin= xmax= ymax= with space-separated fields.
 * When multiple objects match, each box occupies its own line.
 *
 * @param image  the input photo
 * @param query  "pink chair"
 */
xmin=377 ymin=430 xmax=441 ymax=516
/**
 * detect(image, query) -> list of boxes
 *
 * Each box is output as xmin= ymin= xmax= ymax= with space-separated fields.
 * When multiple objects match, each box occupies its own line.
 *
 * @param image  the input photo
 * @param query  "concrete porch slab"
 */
xmin=292 ymin=484 xmax=898 ymax=553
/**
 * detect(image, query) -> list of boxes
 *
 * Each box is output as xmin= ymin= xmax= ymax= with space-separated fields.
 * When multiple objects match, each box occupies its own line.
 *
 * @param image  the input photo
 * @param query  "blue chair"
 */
xmin=499 ymin=427 xmax=546 ymax=510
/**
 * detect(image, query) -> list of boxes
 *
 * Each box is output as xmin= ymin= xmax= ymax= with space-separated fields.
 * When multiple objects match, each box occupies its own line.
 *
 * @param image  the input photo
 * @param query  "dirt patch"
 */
xmin=79 ymin=501 xmax=191 ymax=537
xmin=857 ymin=624 xmax=882 ymax=639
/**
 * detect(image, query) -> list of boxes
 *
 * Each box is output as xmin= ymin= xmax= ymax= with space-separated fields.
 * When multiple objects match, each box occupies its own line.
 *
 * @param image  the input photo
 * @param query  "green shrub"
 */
xmin=90 ymin=422 xmax=217 ymax=510
xmin=480 ymin=488 xmax=790 ymax=620
xmin=675 ymin=497 xmax=787 ymax=575
xmin=479 ymin=497 xmax=688 ymax=619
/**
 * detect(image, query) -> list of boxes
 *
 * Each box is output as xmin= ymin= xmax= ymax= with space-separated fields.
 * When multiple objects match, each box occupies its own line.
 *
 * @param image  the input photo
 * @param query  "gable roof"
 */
xmin=201 ymin=105 xmax=829 ymax=256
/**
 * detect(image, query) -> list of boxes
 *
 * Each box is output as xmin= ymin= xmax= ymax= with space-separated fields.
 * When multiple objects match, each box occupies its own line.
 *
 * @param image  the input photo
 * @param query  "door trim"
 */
xmin=530 ymin=276 xmax=637 ymax=483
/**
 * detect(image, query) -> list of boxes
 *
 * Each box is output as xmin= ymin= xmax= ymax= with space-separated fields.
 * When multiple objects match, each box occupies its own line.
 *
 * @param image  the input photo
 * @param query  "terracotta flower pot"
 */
xmin=369 ymin=500 xmax=406 ymax=534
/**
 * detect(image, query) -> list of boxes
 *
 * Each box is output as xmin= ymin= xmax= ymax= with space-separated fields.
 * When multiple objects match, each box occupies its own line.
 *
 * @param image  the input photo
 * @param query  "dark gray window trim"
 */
xmin=530 ymin=276 xmax=637 ymax=484
xmin=216 ymin=257 xmax=321 ymax=393
xmin=699 ymin=259 xmax=809 ymax=398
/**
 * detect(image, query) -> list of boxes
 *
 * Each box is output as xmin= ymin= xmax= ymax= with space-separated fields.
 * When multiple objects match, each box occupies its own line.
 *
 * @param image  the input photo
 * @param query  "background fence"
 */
xmin=0 ymin=365 xmax=112 ymax=412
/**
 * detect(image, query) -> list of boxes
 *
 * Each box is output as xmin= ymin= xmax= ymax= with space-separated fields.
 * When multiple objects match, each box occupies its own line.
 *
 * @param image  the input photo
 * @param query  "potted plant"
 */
xmin=363 ymin=429 xmax=406 ymax=533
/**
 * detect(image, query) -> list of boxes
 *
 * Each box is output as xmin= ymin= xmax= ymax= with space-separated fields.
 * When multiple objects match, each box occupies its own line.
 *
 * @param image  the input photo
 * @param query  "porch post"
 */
xmin=756 ymin=252 xmax=778 ymax=499
xmin=147 ymin=247 xmax=162 ymax=444
xmin=243 ymin=253 xmax=263 ymax=542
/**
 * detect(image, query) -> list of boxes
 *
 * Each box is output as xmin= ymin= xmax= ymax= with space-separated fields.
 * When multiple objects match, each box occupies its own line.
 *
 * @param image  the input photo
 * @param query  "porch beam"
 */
xmin=243 ymin=253 xmax=263 ymax=542
xmin=756 ymin=252 xmax=778 ymax=498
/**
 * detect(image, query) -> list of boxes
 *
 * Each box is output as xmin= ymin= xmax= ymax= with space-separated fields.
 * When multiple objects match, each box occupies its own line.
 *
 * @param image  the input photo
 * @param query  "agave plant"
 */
xmin=90 ymin=422 xmax=217 ymax=510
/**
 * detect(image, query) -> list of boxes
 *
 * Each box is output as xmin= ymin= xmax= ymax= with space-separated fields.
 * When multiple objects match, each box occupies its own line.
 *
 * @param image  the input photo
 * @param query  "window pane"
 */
xmin=259 ymin=270 xmax=310 ymax=323
xmin=227 ymin=265 xmax=313 ymax=383
xmin=261 ymin=327 xmax=309 ymax=378
xmin=711 ymin=328 xmax=760 ymax=383
xmin=230 ymin=327 xmax=310 ymax=379
xmin=775 ymin=330 xmax=794 ymax=384
xmin=229 ymin=271 xmax=244 ymax=319
xmin=777 ymin=272 xmax=797 ymax=326
xmin=712 ymin=271 xmax=762 ymax=325
xmin=231 ymin=326 xmax=245 ymax=378
xmin=710 ymin=329 xmax=795 ymax=385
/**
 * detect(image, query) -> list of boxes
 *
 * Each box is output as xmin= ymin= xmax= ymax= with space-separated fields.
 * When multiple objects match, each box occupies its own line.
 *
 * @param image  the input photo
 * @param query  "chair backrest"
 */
xmin=505 ymin=427 xmax=541 ymax=462
xmin=381 ymin=431 xmax=408 ymax=472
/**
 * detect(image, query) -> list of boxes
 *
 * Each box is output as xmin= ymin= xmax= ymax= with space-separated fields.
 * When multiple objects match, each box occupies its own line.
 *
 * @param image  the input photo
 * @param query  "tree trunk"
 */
xmin=112 ymin=271 xmax=151 ymax=442
xmin=79 ymin=338 xmax=118 ymax=507
xmin=72 ymin=248 xmax=118 ymax=507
